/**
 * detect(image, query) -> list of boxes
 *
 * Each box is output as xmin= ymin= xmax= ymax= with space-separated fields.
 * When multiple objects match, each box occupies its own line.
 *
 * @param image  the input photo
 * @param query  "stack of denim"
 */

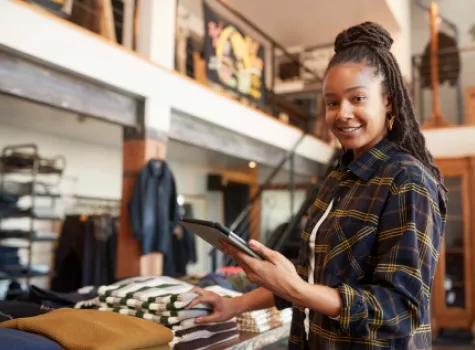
xmin=0 ymin=246 xmax=22 ymax=277
xmin=0 ymin=192 xmax=21 ymax=218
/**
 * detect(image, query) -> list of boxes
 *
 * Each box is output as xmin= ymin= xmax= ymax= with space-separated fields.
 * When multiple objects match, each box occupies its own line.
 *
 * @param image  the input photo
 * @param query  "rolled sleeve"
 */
xmin=334 ymin=179 xmax=445 ymax=339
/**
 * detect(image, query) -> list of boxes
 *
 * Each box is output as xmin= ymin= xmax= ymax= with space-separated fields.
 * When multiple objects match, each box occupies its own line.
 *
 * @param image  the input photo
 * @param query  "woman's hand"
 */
xmin=185 ymin=287 xmax=241 ymax=324
xmin=221 ymin=240 xmax=303 ymax=301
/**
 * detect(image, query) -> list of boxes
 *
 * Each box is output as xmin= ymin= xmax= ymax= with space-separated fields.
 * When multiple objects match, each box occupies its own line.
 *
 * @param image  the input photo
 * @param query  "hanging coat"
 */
xmin=128 ymin=159 xmax=180 ymax=276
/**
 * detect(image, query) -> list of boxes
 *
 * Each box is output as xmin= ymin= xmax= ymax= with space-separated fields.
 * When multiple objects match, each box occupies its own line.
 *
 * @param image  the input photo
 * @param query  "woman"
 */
xmin=187 ymin=22 xmax=447 ymax=349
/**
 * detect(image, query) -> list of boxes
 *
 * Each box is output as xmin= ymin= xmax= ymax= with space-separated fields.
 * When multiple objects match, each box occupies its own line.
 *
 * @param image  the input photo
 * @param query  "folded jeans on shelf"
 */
xmin=1 ymin=181 xmax=59 ymax=197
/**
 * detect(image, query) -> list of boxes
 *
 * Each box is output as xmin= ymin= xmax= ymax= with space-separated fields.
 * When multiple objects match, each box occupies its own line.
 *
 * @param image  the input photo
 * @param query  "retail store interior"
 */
xmin=1 ymin=0 xmax=475 ymax=349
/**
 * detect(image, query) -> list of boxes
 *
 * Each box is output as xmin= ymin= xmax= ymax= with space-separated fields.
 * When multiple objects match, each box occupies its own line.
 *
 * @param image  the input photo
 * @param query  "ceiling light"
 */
xmin=248 ymin=161 xmax=257 ymax=169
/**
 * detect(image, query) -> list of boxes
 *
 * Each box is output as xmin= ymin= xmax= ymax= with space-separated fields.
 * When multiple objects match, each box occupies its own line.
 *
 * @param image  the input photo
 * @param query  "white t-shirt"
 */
xmin=304 ymin=199 xmax=334 ymax=339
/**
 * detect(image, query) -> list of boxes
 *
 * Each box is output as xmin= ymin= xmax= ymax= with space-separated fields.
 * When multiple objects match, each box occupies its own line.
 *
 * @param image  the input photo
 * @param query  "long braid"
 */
xmin=327 ymin=22 xmax=443 ymax=185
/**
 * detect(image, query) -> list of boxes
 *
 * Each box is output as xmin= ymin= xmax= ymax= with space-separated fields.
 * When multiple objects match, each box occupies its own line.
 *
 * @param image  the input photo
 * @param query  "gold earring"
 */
xmin=387 ymin=114 xmax=395 ymax=131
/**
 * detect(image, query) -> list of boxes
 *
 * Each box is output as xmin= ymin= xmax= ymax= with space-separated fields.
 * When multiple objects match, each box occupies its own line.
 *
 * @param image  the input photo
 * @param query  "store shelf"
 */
xmin=25 ymin=193 xmax=61 ymax=199
xmin=0 ymin=269 xmax=51 ymax=280
xmin=0 ymin=144 xmax=64 ymax=286
xmin=0 ymin=230 xmax=57 ymax=242
xmin=0 ymin=164 xmax=63 ymax=175
xmin=0 ymin=209 xmax=62 ymax=221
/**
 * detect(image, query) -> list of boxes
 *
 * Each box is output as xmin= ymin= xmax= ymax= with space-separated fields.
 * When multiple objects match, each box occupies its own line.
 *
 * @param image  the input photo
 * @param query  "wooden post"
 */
xmin=117 ymin=126 xmax=168 ymax=278
xmin=426 ymin=2 xmax=448 ymax=128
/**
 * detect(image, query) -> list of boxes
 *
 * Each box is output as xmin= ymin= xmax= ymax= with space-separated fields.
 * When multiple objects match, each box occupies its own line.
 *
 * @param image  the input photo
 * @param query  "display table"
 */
xmin=210 ymin=323 xmax=291 ymax=350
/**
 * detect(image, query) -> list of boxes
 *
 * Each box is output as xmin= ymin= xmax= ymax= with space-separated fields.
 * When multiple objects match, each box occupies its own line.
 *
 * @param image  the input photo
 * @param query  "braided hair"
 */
xmin=326 ymin=22 xmax=443 ymax=185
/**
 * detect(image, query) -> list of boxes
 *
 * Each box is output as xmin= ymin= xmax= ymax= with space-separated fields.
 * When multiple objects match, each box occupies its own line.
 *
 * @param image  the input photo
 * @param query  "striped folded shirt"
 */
xmin=99 ymin=281 xmax=193 ymax=301
xmin=173 ymin=321 xmax=238 ymax=342
xmin=99 ymin=295 xmax=211 ymax=314
xmin=172 ymin=317 xmax=237 ymax=331
xmin=98 ymin=307 xmax=210 ymax=326
xmin=172 ymin=329 xmax=239 ymax=350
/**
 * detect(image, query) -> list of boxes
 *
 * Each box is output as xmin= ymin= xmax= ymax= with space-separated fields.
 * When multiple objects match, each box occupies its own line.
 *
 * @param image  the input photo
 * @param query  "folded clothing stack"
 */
xmin=75 ymin=276 xmax=211 ymax=326
xmin=75 ymin=276 xmax=241 ymax=349
xmin=204 ymin=285 xmax=292 ymax=333
xmin=237 ymin=307 xmax=293 ymax=333
xmin=170 ymin=318 xmax=239 ymax=350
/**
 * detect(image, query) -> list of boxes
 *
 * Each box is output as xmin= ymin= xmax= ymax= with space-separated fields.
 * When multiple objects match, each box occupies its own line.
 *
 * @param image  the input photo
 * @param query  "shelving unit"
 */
xmin=0 ymin=144 xmax=65 ymax=287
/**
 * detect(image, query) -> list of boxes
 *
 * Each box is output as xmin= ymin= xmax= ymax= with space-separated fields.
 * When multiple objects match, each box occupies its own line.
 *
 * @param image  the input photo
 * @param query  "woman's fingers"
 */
xmin=189 ymin=286 xmax=206 ymax=296
xmin=185 ymin=293 xmax=218 ymax=310
xmin=194 ymin=313 xmax=222 ymax=325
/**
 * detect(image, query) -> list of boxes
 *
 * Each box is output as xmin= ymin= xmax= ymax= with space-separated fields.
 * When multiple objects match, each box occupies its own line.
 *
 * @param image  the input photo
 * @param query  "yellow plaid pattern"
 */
xmin=274 ymin=139 xmax=447 ymax=349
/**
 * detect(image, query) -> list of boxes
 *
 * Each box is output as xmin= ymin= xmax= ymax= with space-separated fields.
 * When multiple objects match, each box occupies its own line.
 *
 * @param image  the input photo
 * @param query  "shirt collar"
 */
xmin=342 ymin=138 xmax=397 ymax=181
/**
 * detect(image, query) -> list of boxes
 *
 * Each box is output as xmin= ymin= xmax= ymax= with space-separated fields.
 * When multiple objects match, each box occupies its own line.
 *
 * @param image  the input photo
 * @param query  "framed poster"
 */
xmin=203 ymin=3 xmax=266 ymax=105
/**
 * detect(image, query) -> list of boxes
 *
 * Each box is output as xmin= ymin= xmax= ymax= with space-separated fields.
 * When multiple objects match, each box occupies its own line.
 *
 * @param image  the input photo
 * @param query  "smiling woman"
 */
xmin=186 ymin=22 xmax=448 ymax=350
xmin=323 ymin=65 xmax=389 ymax=159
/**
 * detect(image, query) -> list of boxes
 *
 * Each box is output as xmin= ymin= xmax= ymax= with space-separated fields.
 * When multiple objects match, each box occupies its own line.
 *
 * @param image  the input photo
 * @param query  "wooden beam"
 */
xmin=0 ymin=48 xmax=140 ymax=127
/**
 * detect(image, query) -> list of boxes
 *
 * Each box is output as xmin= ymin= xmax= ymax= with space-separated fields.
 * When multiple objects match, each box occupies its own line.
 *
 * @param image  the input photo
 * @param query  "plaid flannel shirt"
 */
xmin=275 ymin=138 xmax=447 ymax=350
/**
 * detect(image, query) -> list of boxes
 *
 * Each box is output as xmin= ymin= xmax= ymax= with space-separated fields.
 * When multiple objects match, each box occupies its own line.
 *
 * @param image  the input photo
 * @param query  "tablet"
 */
xmin=179 ymin=218 xmax=264 ymax=260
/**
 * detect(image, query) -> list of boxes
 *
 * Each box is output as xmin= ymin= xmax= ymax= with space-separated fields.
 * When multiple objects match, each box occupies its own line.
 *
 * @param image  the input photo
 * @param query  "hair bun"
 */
xmin=334 ymin=22 xmax=394 ymax=53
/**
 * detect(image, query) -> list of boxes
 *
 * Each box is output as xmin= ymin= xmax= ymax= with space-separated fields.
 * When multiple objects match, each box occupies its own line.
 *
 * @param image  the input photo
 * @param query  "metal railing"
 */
xmin=209 ymin=133 xmax=313 ymax=269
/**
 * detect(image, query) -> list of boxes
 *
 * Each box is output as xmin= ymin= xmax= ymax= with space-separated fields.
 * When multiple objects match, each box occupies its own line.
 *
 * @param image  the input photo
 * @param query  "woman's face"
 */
xmin=323 ymin=62 xmax=391 ymax=160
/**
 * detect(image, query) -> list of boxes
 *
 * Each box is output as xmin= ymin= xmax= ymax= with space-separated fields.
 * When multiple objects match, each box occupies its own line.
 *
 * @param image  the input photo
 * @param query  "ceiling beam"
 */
xmin=0 ymin=48 xmax=141 ymax=127
xmin=169 ymin=109 xmax=322 ymax=177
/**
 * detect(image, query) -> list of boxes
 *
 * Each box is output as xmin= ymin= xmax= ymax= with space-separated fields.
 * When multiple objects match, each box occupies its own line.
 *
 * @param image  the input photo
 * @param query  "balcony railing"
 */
xmin=176 ymin=0 xmax=333 ymax=141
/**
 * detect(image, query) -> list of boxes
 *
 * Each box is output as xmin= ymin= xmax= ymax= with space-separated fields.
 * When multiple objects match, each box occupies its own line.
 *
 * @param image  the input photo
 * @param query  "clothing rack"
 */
xmin=68 ymin=195 xmax=120 ymax=217
xmin=52 ymin=196 xmax=119 ymax=292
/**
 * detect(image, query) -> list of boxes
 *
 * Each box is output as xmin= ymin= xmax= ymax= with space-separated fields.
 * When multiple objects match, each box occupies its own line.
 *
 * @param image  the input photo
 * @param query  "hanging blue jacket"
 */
xmin=128 ymin=159 xmax=180 ymax=275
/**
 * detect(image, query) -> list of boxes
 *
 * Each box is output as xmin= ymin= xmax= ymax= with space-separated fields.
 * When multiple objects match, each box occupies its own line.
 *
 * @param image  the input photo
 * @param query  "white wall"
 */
xmin=137 ymin=0 xmax=176 ymax=69
xmin=260 ymin=190 xmax=306 ymax=243
xmin=167 ymin=161 xmax=223 ymax=275
xmin=386 ymin=0 xmax=412 ymax=80
xmin=0 ymin=0 xmax=332 ymax=165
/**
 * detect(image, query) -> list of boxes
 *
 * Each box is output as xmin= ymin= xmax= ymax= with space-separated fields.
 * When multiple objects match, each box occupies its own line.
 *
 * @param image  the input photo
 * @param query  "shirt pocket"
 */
xmin=323 ymin=217 xmax=378 ymax=279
